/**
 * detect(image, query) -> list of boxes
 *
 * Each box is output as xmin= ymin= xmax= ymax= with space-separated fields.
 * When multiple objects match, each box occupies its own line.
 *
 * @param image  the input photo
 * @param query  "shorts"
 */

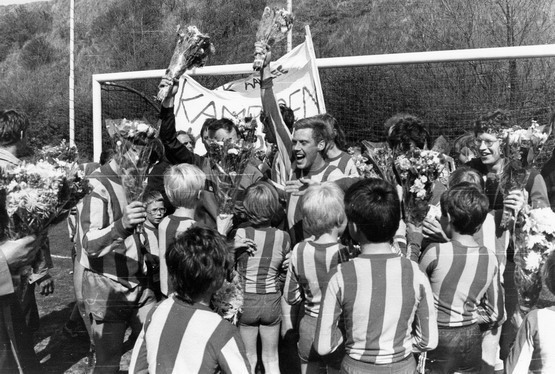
xmin=239 ymin=292 xmax=281 ymax=327
xmin=427 ymin=323 xmax=482 ymax=374
xmin=341 ymin=354 xmax=416 ymax=374
xmin=82 ymin=270 xmax=155 ymax=322
xmin=298 ymin=314 xmax=343 ymax=368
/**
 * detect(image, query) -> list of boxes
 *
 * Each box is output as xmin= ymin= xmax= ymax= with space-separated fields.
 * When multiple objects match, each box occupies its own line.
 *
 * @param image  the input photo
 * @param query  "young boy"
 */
xmin=419 ymin=183 xmax=504 ymax=373
xmin=141 ymin=190 xmax=166 ymax=299
xmin=128 ymin=226 xmax=251 ymax=373
xmin=314 ymin=178 xmax=437 ymax=373
xmin=284 ymin=182 xmax=350 ymax=374
xmin=506 ymin=250 xmax=555 ymax=373
xmin=158 ymin=163 xmax=205 ymax=297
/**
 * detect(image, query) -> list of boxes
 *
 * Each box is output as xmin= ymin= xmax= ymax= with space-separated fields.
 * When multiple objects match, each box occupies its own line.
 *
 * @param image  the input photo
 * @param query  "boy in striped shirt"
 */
xmin=315 ymin=178 xmax=438 ymax=373
xmin=158 ymin=163 xmax=205 ymax=297
xmin=129 ymin=226 xmax=251 ymax=374
xmin=506 ymin=250 xmax=555 ymax=373
xmin=419 ymin=183 xmax=504 ymax=373
xmin=284 ymin=182 xmax=350 ymax=374
xmin=234 ymin=182 xmax=291 ymax=374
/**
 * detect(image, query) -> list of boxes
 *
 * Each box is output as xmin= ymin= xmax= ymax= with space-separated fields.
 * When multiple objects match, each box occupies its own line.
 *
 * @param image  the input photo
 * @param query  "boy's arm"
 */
xmin=128 ymin=327 xmax=149 ymax=374
xmin=418 ymin=244 xmax=437 ymax=277
xmin=159 ymin=106 xmax=202 ymax=167
xmin=476 ymin=265 xmax=505 ymax=326
xmin=505 ymin=313 xmax=535 ymax=374
xmin=412 ymin=268 xmax=438 ymax=352
xmin=79 ymin=186 xmax=134 ymax=257
xmin=283 ymin=249 xmax=302 ymax=305
xmin=314 ymin=271 xmax=344 ymax=356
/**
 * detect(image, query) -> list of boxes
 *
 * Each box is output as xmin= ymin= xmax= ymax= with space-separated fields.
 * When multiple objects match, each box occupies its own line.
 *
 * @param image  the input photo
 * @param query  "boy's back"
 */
xmin=419 ymin=240 xmax=500 ymax=327
xmin=129 ymin=295 xmax=249 ymax=374
xmin=235 ymin=225 xmax=290 ymax=294
xmin=284 ymin=239 xmax=349 ymax=317
xmin=315 ymin=253 xmax=436 ymax=364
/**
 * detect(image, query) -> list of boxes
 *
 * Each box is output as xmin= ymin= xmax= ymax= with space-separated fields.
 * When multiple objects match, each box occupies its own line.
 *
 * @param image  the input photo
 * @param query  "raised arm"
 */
xmin=159 ymin=79 xmax=203 ymax=166
xmin=259 ymin=43 xmax=292 ymax=185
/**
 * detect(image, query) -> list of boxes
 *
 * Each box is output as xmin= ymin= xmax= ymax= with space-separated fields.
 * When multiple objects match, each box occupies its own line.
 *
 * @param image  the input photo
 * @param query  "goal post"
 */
xmin=91 ymin=43 xmax=555 ymax=162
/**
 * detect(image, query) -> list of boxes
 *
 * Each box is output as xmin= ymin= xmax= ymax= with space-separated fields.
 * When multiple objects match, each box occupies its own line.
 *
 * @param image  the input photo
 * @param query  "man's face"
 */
xmin=475 ymin=132 xmax=502 ymax=166
xmin=212 ymin=128 xmax=238 ymax=143
xmin=292 ymin=128 xmax=324 ymax=170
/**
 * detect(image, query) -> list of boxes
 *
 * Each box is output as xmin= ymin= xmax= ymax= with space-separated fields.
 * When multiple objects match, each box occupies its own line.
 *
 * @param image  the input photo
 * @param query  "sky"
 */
xmin=0 ymin=0 xmax=51 ymax=5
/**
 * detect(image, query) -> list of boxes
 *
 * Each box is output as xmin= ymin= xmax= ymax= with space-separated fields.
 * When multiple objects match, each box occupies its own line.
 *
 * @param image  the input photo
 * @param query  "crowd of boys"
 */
xmin=2 ymin=45 xmax=555 ymax=374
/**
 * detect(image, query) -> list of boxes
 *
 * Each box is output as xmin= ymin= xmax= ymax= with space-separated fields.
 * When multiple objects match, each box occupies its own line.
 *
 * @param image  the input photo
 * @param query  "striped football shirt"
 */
xmin=284 ymin=240 xmax=350 ymax=318
xmin=327 ymin=151 xmax=359 ymax=177
xmin=76 ymin=163 xmax=144 ymax=288
xmin=506 ymin=306 xmax=555 ymax=374
xmin=158 ymin=214 xmax=195 ymax=296
xmin=314 ymin=253 xmax=438 ymax=364
xmin=140 ymin=222 xmax=159 ymax=257
xmin=129 ymin=296 xmax=250 ymax=374
xmin=419 ymin=240 xmax=503 ymax=327
xmin=286 ymin=164 xmax=344 ymax=245
xmin=234 ymin=226 xmax=291 ymax=294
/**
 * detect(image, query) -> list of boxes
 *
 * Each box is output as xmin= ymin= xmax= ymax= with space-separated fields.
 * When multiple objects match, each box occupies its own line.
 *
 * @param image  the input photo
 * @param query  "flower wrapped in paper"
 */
xmin=498 ymin=121 xmax=550 ymax=229
xmin=347 ymin=146 xmax=380 ymax=179
xmin=362 ymin=140 xmax=398 ymax=185
xmin=157 ymin=25 xmax=214 ymax=102
xmin=513 ymin=207 xmax=555 ymax=314
xmin=253 ymin=7 xmax=294 ymax=71
xmin=206 ymin=138 xmax=255 ymax=215
xmin=395 ymin=149 xmax=447 ymax=226
xmin=105 ymin=118 xmax=160 ymax=203
xmin=210 ymin=270 xmax=243 ymax=325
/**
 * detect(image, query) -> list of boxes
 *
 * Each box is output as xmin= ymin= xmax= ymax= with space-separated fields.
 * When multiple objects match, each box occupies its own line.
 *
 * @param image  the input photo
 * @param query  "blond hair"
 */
xmin=302 ymin=182 xmax=346 ymax=237
xmin=164 ymin=163 xmax=206 ymax=208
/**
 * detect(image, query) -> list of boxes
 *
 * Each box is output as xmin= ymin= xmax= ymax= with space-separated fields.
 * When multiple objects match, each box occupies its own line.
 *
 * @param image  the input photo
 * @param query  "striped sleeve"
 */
xmin=314 ymin=269 xmax=344 ymax=356
xmin=418 ymin=244 xmax=438 ymax=277
xmin=284 ymin=245 xmax=302 ymax=305
xmin=411 ymin=266 xmax=438 ymax=352
xmin=79 ymin=180 xmax=133 ymax=257
xmin=261 ymin=74 xmax=292 ymax=187
xmin=217 ymin=329 xmax=251 ymax=374
xmin=476 ymin=263 xmax=504 ymax=326
xmin=128 ymin=327 xmax=149 ymax=374
xmin=506 ymin=311 xmax=535 ymax=374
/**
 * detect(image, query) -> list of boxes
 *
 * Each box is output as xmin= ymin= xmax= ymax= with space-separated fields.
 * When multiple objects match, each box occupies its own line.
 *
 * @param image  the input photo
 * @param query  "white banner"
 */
xmin=173 ymin=38 xmax=325 ymax=140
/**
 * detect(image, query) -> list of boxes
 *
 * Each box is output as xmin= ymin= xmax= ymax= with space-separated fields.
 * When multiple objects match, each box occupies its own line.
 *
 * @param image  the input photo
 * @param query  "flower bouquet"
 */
xmin=206 ymin=138 xmax=255 ymax=215
xmin=498 ymin=121 xmax=550 ymax=229
xmin=395 ymin=149 xmax=446 ymax=226
xmin=253 ymin=7 xmax=294 ymax=71
xmin=211 ymin=270 xmax=243 ymax=325
xmin=157 ymin=25 xmax=215 ymax=102
xmin=232 ymin=114 xmax=258 ymax=144
xmin=105 ymin=119 xmax=159 ymax=203
xmin=361 ymin=140 xmax=398 ymax=185
xmin=347 ymin=146 xmax=380 ymax=178
xmin=513 ymin=207 xmax=555 ymax=314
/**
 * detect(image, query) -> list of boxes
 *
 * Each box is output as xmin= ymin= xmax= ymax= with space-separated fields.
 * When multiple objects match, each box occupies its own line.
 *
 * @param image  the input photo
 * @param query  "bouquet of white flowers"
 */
xmin=513 ymin=207 xmax=555 ymax=313
xmin=253 ymin=7 xmax=294 ymax=71
xmin=210 ymin=270 xmax=243 ymax=325
xmin=395 ymin=149 xmax=447 ymax=226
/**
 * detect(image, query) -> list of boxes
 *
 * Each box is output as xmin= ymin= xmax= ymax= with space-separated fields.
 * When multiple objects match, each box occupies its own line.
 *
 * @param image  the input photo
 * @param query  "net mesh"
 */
xmin=95 ymin=56 xmax=555 ymax=167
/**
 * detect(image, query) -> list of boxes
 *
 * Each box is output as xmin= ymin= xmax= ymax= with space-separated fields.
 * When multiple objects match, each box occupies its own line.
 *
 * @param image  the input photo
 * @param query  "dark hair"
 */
xmin=99 ymin=149 xmax=114 ymax=165
xmin=384 ymin=113 xmax=413 ymax=132
xmin=207 ymin=118 xmax=238 ymax=139
xmin=544 ymin=250 xmax=555 ymax=295
xmin=387 ymin=116 xmax=430 ymax=152
xmin=0 ymin=110 xmax=29 ymax=146
xmin=293 ymin=117 xmax=327 ymax=144
xmin=448 ymin=166 xmax=484 ymax=191
xmin=440 ymin=182 xmax=489 ymax=235
xmin=243 ymin=182 xmax=282 ymax=225
xmin=473 ymin=109 xmax=510 ymax=136
xmin=345 ymin=178 xmax=400 ymax=243
xmin=314 ymin=113 xmax=347 ymax=151
xmin=166 ymin=227 xmax=231 ymax=303
xmin=260 ymin=104 xmax=295 ymax=133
